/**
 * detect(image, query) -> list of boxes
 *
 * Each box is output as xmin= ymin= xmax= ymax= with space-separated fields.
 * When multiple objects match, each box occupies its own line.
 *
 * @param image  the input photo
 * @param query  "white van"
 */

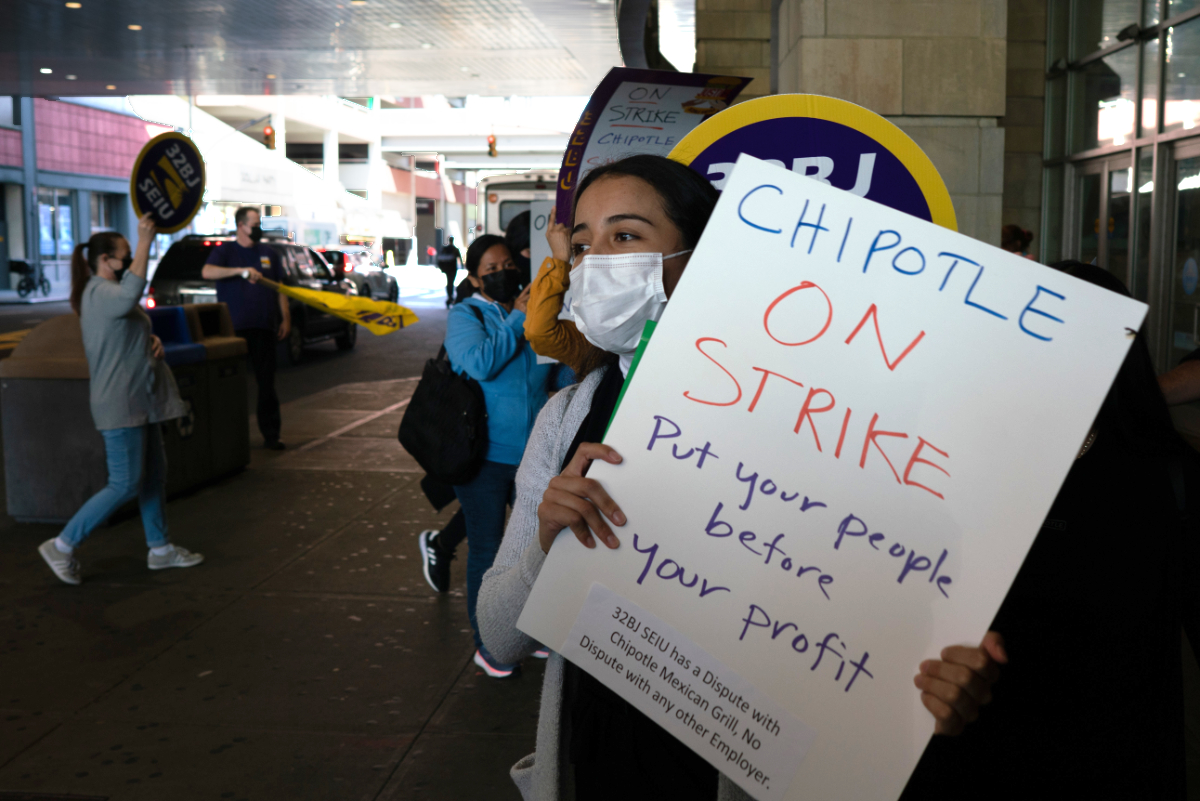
xmin=476 ymin=170 xmax=560 ymax=236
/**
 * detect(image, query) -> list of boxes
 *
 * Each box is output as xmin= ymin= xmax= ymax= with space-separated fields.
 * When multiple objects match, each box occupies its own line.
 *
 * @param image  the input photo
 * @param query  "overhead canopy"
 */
xmin=0 ymin=0 xmax=621 ymax=97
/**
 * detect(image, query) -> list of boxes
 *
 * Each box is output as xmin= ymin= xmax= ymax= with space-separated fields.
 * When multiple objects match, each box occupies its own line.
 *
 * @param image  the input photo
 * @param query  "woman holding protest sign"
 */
xmin=38 ymin=213 xmax=203 ymax=586
xmin=477 ymin=154 xmax=1013 ymax=800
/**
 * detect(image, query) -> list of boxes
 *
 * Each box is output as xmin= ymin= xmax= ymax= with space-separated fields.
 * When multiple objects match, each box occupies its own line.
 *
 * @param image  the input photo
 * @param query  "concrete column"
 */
xmin=696 ymin=0 xmax=771 ymax=100
xmin=4 ymin=184 xmax=25 ymax=261
xmin=19 ymin=96 xmax=38 ymax=281
xmin=1002 ymin=0 xmax=1046 ymax=251
xmin=74 ymin=190 xmax=91 ymax=248
xmin=270 ymin=98 xmax=286 ymax=156
xmin=367 ymin=140 xmax=382 ymax=205
xmin=770 ymin=0 xmax=1008 ymax=245
xmin=323 ymin=128 xmax=339 ymax=187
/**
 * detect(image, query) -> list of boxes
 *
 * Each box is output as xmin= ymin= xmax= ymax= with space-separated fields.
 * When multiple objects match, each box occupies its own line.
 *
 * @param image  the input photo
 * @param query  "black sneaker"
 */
xmin=264 ymin=440 xmax=286 ymax=451
xmin=419 ymin=529 xmax=452 ymax=593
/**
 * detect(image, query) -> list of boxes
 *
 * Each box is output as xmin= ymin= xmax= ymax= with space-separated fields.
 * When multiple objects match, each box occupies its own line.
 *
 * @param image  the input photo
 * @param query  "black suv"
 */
xmin=149 ymin=235 xmax=357 ymax=363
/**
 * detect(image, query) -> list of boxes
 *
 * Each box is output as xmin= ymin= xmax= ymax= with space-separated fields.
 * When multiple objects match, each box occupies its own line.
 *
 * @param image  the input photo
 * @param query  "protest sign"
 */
xmin=671 ymin=94 xmax=957 ymax=230
xmin=518 ymin=155 xmax=1146 ymax=799
xmin=556 ymin=68 xmax=751 ymax=223
xmin=530 ymin=200 xmax=554 ymax=275
xmin=130 ymin=131 xmax=206 ymax=233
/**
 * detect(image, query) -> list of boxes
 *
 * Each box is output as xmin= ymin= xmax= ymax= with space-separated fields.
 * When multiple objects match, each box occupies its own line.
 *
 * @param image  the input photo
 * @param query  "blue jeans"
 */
xmin=454 ymin=460 xmax=518 ymax=653
xmin=60 ymin=424 xmax=169 ymax=549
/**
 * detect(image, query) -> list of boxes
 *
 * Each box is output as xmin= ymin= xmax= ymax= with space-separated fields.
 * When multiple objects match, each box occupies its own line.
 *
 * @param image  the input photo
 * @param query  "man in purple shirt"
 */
xmin=203 ymin=207 xmax=292 ymax=450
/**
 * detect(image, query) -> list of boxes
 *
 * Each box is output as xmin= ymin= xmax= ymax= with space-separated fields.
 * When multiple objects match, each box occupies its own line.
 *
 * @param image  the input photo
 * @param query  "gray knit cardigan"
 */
xmin=477 ymin=367 xmax=752 ymax=801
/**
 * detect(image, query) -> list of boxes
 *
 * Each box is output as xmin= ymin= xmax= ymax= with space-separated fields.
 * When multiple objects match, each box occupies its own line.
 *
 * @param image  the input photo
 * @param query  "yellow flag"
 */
xmin=258 ymin=278 xmax=419 ymax=335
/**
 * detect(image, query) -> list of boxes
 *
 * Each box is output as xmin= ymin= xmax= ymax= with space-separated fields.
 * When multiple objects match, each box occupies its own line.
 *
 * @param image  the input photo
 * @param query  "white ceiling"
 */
xmin=1 ymin=0 xmax=622 ymax=97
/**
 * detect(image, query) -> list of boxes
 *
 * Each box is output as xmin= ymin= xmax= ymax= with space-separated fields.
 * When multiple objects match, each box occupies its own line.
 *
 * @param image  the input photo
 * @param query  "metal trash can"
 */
xmin=182 ymin=303 xmax=249 ymax=478
xmin=148 ymin=306 xmax=212 ymax=496
xmin=0 ymin=315 xmax=106 ymax=523
xmin=0 ymin=306 xmax=250 ymax=523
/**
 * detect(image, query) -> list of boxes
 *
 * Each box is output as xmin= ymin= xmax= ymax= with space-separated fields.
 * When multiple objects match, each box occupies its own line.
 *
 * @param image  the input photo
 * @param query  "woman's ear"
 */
xmin=467 ymin=273 xmax=483 ymax=290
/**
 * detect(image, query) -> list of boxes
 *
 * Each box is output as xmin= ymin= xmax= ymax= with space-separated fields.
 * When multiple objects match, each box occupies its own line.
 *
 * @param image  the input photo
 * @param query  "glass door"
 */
xmin=37 ymin=187 xmax=74 ymax=282
xmin=1073 ymin=154 xmax=1132 ymax=285
xmin=1166 ymin=140 xmax=1200 ymax=364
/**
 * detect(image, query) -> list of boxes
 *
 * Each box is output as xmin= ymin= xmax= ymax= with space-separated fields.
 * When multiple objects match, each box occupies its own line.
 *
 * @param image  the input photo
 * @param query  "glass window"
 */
xmin=1168 ymin=153 xmax=1200 ymax=360
xmin=37 ymin=187 xmax=73 ymax=261
xmin=1146 ymin=0 xmax=1161 ymax=25
xmin=307 ymin=249 xmax=332 ymax=279
xmin=153 ymin=241 xmax=214 ymax=281
xmin=1142 ymin=38 xmax=1161 ymax=136
xmin=56 ymin=193 xmax=73 ymax=258
xmin=1079 ymin=171 xmax=1103 ymax=263
xmin=90 ymin=192 xmax=122 ymax=233
xmin=291 ymin=247 xmax=317 ymax=278
xmin=1071 ymin=0 xmax=1142 ymax=57
xmin=1133 ymin=146 xmax=1155 ymax=300
xmin=1108 ymin=165 xmax=1133 ymax=281
xmin=1047 ymin=77 xmax=1067 ymax=159
xmin=1043 ymin=165 xmax=1065 ymax=263
xmin=1072 ymin=46 xmax=1139 ymax=150
xmin=38 ymin=190 xmax=55 ymax=259
xmin=1170 ymin=0 xmax=1200 ymax=19
xmin=1165 ymin=18 xmax=1200 ymax=133
xmin=498 ymin=200 xmax=529 ymax=232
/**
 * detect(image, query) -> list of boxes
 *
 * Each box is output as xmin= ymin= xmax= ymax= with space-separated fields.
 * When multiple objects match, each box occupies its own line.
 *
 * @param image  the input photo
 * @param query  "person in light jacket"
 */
xmin=441 ymin=234 xmax=558 ymax=678
xmin=38 ymin=214 xmax=203 ymax=585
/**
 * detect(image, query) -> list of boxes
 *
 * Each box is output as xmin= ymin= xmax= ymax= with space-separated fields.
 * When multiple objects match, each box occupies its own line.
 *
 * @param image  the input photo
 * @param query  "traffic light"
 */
xmin=263 ymin=125 xmax=276 ymax=149
xmin=487 ymin=134 xmax=497 ymax=158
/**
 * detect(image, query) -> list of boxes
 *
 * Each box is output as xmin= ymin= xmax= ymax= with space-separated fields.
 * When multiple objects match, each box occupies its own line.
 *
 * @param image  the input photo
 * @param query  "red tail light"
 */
xmin=146 ymin=297 xmax=157 ymax=308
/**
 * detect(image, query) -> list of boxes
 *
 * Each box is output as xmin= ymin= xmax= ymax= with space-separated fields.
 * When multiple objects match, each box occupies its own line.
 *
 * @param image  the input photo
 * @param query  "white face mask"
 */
xmin=569 ymin=250 xmax=692 ymax=363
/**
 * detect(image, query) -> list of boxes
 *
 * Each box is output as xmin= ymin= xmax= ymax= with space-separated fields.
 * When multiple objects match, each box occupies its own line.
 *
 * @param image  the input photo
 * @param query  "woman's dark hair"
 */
xmin=70 ymin=231 xmax=126 ymax=315
xmin=465 ymin=234 xmax=508 ymax=276
xmin=1001 ymin=224 xmax=1033 ymax=253
xmin=504 ymin=210 xmax=530 ymax=256
xmin=572 ymin=154 xmax=720 ymax=251
xmin=1051 ymin=260 xmax=1185 ymax=455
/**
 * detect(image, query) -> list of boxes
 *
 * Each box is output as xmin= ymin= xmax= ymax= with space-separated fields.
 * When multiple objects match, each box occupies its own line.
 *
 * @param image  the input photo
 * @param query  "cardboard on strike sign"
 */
xmin=517 ymin=155 xmax=1146 ymax=800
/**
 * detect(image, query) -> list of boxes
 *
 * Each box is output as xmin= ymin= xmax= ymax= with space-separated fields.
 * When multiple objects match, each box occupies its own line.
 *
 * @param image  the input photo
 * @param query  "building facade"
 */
xmin=0 ymin=97 xmax=167 ymax=290
xmin=696 ymin=0 xmax=1200 ymax=373
xmin=1041 ymin=0 xmax=1200 ymax=373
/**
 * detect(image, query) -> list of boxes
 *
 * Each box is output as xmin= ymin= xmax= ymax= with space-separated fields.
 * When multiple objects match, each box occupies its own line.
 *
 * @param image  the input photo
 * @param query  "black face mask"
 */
xmin=480 ymin=269 xmax=521 ymax=303
xmin=248 ymin=225 xmax=264 ymax=244
xmin=111 ymin=254 xmax=133 ymax=281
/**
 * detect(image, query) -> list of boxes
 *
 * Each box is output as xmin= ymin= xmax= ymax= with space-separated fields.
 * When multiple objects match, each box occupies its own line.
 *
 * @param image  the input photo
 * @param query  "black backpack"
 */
xmin=398 ymin=305 xmax=489 ymax=485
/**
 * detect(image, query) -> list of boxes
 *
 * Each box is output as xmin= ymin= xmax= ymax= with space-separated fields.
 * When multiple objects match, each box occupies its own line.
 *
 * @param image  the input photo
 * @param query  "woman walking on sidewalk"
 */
xmin=38 ymin=213 xmax=204 ymax=585
xmin=441 ymin=234 xmax=560 ymax=678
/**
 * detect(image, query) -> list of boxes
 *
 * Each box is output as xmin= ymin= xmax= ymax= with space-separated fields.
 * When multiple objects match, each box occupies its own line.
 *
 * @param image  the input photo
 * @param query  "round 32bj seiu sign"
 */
xmin=669 ymin=94 xmax=957 ymax=231
xmin=130 ymin=132 xmax=206 ymax=233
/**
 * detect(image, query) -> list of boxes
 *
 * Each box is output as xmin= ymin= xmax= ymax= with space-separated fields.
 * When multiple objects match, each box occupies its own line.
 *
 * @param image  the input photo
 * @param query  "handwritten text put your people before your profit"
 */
xmin=598 ymin=178 xmax=1075 ymax=696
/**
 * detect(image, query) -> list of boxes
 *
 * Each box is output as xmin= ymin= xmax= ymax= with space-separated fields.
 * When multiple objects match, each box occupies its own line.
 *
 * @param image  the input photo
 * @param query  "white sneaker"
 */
xmin=38 ymin=538 xmax=81 ymax=585
xmin=147 ymin=544 xmax=205 ymax=570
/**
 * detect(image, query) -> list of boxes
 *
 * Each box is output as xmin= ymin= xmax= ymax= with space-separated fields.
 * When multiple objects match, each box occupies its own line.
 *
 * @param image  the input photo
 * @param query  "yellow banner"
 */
xmin=258 ymin=278 xmax=419 ymax=335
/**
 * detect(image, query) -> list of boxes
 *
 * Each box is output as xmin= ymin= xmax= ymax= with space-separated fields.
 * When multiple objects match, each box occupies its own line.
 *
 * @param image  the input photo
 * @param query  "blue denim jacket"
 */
xmin=444 ymin=296 xmax=553 ymax=465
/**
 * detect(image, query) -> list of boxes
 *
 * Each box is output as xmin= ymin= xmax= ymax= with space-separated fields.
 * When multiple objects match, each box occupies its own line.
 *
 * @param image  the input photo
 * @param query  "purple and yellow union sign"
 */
xmin=130 ymin=131 xmax=206 ymax=234
xmin=670 ymin=95 xmax=957 ymax=231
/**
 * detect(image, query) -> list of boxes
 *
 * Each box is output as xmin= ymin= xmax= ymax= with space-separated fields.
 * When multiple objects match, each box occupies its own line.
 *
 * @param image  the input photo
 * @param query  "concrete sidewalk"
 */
xmin=0 ymin=378 xmax=542 ymax=800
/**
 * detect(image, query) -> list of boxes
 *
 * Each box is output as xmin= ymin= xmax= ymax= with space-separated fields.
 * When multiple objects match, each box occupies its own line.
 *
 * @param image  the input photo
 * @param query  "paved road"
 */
xmin=0 ymin=300 xmax=73 ymax=335
xmin=274 ymin=290 xmax=449 ymax=406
